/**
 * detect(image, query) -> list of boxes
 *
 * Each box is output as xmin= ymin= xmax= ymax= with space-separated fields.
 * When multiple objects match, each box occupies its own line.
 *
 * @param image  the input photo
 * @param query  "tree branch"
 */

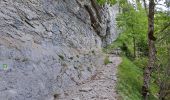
xmin=157 ymin=22 xmax=170 ymax=42
xmin=156 ymin=22 xmax=170 ymax=34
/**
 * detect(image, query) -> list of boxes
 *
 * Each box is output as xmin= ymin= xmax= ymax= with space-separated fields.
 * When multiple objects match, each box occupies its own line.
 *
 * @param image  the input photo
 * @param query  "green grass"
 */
xmin=103 ymin=38 xmax=159 ymax=100
xmin=96 ymin=0 xmax=117 ymax=5
xmin=133 ymin=57 xmax=148 ymax=69
xmin=104 ymin=56 xmax=112 ymax=65
xmin=117 ymin=57 xmax=159 ymax=100
xmin=103 ymin=40 xmax=122 ymax=54
xmin=117 ymin=57 xmax=143 ymax=100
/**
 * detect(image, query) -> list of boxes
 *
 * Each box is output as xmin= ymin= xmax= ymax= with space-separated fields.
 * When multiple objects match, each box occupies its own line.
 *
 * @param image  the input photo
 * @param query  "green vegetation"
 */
xmin=104 ymin=56 xmax=112 ymax=65
xmin=116 ymin=0 xmax=148 ymax=59
xmin=133 ymin=57 xmax=148 ymax=69
xmin=103 ymin=39 xmax=122 ymax=54
xmin=117 ymin=57 xmax=159 ymax=100
xmin=117 ymin=57 xmax=143 ymax=100
xmin=100 ymin=0 xmax=169 ymax=99
xmin=104 ymin=0 xmax=169 ymax=99
xmin=96 ymin=0 xmax=117 ymax=5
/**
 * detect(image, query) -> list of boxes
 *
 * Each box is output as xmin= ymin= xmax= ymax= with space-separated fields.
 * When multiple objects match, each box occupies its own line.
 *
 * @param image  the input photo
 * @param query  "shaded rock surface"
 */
xmin=0 ymin=0 xmax=119 ymax=100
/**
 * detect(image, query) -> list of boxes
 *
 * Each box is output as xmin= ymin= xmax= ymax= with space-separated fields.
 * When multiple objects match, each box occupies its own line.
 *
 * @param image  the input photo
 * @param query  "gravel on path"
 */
xmin=56 ymin=55 xmax=122 ymax=100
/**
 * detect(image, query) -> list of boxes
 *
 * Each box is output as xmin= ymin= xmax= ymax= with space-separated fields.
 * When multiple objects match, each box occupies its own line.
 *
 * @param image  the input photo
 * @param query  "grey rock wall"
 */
xmin=101 ymin=3 xmax=119 ymax=47
xmin=0 ymin=0 xmax=118 ymax=100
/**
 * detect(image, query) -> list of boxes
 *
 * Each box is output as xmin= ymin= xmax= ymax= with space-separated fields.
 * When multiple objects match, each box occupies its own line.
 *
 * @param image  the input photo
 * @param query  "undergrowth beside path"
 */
xmin=116 ymin=57 xmax=158 ymax=100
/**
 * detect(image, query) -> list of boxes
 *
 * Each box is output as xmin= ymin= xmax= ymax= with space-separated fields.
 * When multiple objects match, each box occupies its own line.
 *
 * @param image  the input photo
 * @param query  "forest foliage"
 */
xmin=97 ymin=0 xmax=117 ymax=5
xmin=98 ymin=0 xmax=170 ymax=99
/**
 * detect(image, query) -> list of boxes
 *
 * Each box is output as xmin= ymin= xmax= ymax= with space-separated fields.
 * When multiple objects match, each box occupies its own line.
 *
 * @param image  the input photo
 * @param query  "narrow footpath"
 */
xmin=57 ymin=55 xmax=122 ymax=100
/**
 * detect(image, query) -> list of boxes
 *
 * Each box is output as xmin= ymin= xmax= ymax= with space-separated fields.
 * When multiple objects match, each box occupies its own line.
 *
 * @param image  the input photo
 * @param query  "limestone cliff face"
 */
xmin=0 ymin=0 xmax=118 ymax=100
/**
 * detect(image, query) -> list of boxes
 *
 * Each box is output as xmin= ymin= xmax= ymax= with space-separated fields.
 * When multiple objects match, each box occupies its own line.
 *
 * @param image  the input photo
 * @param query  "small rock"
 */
xmin=72 ymin=97 xmax=80 ymax=100
xmin=79 ymin=87 xmax=92 ymax=92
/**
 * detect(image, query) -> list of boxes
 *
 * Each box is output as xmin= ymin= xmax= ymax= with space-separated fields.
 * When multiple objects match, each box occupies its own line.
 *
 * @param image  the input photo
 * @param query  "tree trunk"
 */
xmin=142 ymin=40 xmax=156 ymax=99
xmin=142 ymin=0 xmax=156 ymax=99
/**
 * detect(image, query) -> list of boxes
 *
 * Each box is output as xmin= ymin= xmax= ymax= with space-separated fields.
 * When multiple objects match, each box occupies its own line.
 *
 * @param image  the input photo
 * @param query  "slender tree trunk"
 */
xmin=142 ymin=40 xmax=156 ymax=99
xmin=142 ymin=0 xmax=156 ymax=99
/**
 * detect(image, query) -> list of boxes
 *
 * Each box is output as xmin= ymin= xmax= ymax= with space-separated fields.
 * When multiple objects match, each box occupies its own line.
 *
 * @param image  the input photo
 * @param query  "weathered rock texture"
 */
xmin=56 ymin=56 xmax=121 ymax=100
xmin=0 ymin=0 xmax=118 ymax=100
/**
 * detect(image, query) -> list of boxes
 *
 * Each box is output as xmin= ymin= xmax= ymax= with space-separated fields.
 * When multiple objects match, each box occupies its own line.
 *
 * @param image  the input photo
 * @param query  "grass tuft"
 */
xmin=104 ymin=56 xmax=112 ymax=65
